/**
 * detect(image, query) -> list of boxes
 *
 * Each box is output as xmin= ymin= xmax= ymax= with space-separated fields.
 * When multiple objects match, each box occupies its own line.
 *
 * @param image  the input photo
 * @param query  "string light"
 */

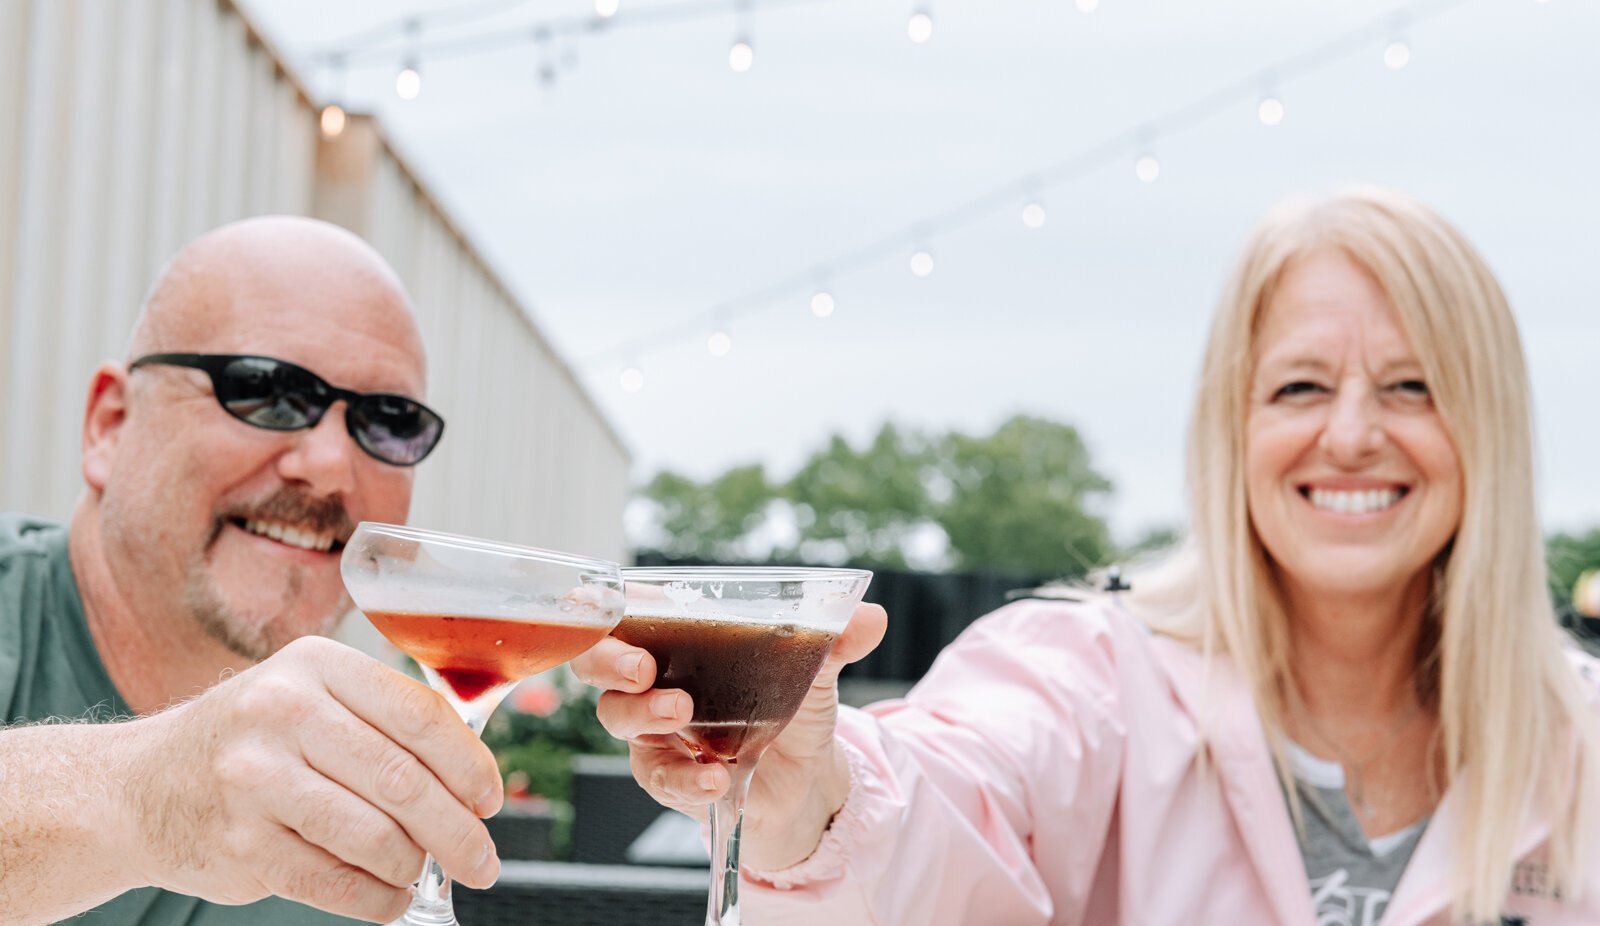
xmin=396 ymin=20 xmax=422 ymax=100
xmin=1384 ymin=39 xmax=1410 ymax=69
xmin=574 ymin=0 xmax=1486 ymax=387
xmin=1258 ymin=95 xmax=1285 ymax=126
xmin=395 ymin=64 xmax=422 ymax=99
xmin=595 ymin=0 xmax=619 ymax=17
xmin=729 ymin=38 xmax=754 ymax=72
xmin=620 ymin=366 xmax=644 ymax=393
xmin=319 ymin=104 xmax=347 ymax=137
xmin=1075 ymin=0 xmax=1099 ymax=11
xmin=907 ymin=7 xmax=933 ymax=44
xmin=535 ymin=26 xmax=558 ymax=89
xmin=707 ymin=329 xmax=733 ymax=356
xmin=320 ymin=54 xmax=347 ymax=138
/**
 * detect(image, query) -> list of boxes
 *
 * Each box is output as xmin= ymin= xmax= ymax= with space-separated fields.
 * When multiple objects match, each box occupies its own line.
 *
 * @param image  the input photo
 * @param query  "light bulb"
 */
xmin=707 ymin=330 xmax=733 ymax=356
xmin=811 ymin=291 xmax=835 ymax=317
xmin=1075 ymin=0 xmax=1099 ymax=11
xmin=1022 ymin=202 xmax=1046 ymax=229
xmin=910 ymin=250 xmax=934 ymax=277
xmin=595 ymin=0 xmax=619 ymax=17
xmin=908 ymin=12 xmax=933 ymax=43
xmin=1258 ymin=96 xmax=1284 ymax=126
xmin=1384 ymin=41 xmax=1410 ymax=70
xmin=729 ymin=40 xmax=754 ymax=73
xmin=319 ymin=104 xmax=346 ymax=138
xmin=395 ymin=65 xmax=422 ymax=100
xmin=620 ymin=367 xmax=644 ymax=393
xmin=1135 ymin=155 xmax=1160 ymax=183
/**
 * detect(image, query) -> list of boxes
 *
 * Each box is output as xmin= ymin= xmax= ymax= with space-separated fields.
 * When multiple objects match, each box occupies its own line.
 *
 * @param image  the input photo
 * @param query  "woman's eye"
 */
xmin=1388 ymin=379 xmax=1431 ymax=399
xmin=1272 ymin=381 xmax=1324 ymax=399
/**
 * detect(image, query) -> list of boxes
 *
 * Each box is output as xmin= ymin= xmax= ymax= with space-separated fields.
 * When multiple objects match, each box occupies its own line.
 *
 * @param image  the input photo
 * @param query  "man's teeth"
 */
xmin=1308 ymin=488 xmax=1403 ymax=515
xmin=244 ymin=519 xmax=337 ymax=552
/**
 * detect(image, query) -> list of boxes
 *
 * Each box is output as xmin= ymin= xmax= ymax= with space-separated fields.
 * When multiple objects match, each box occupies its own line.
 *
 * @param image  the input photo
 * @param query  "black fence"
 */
xmin=454 ymin=861 xmax=705 ymax=925
xmin=631 ymin=553 xmax=1053 ymax=683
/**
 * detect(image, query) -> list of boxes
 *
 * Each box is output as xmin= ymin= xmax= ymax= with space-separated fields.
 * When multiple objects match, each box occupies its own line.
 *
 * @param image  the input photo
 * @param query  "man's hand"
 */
xmin=115 ymin=636 xmax=503 ymax=921
xmin=570 ymin=603 xmax=886 ymax=871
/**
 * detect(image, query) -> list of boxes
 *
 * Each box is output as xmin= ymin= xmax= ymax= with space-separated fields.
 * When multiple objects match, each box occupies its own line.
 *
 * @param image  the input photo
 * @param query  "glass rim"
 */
xmin=353 ymin=521 xmax=621 ymax=574
xmin=622 ymin=565 xmax=872 ymax=584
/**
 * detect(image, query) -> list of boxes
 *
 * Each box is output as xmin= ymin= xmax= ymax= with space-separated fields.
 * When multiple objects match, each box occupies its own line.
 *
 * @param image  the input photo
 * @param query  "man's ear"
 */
xmin=82 ymin=361 xmax=130 ymax=493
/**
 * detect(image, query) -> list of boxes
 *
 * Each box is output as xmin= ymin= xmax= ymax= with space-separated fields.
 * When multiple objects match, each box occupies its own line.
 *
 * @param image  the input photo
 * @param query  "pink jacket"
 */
xmin=743 ymin=600 xmax=1600 ymax=925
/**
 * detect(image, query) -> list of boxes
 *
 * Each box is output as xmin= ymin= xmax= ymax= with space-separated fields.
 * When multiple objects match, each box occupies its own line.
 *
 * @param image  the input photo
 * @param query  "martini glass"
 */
xmin=342 ymin=522 xmax=623 ymax=926
xmin=616 ymin=567 xmax=872 ymax=926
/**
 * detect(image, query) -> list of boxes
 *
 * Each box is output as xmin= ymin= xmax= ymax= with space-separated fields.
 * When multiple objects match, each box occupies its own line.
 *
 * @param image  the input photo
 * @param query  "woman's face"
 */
xmin=1245 ymin=249 xmax=1462 ymax=604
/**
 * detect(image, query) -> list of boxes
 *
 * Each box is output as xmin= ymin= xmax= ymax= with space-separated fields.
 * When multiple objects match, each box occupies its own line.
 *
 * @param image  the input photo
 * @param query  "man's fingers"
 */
xmin=260 ymin=826 xmax=412 ymax=923
xmin=596 ymin=688 xmax=692 ymax=740
xmin=570 ymin=636 xmax=657 ymax=694
xmin=305 ymin=641 xmax=503 ymax=817
xmin=269 ymin=770 xmax=423 ymax=889
xmin=298 ymin=702 xmax=499 ymax=888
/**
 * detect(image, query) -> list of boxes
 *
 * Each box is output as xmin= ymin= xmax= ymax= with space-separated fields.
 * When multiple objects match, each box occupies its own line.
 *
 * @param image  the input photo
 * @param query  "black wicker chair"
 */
xmin=485 ymin=805 xmax=556 ymax=861
xmin=569 ymin=754 xmax=669 ymax=864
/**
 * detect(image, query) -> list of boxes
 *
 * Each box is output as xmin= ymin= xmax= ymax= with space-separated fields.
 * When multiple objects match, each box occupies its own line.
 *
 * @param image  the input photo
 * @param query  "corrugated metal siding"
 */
xmin=0 ymin=0 xmax=629 ymax=563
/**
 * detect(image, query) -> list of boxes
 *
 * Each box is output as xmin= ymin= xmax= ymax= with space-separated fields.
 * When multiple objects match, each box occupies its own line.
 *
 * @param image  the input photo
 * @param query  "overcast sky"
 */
xmin=242 ymin=0 xmax=1598 ymax=543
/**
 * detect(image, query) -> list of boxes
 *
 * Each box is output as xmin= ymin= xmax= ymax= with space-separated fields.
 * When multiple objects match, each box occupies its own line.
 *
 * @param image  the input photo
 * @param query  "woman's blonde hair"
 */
xmin=1130 ymin=187 xmax=1598 ymax=921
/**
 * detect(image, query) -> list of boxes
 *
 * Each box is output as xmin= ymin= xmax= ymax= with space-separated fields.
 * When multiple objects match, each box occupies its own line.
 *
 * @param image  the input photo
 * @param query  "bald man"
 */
xmin=0 ymin=218 xmax=503 ymax=924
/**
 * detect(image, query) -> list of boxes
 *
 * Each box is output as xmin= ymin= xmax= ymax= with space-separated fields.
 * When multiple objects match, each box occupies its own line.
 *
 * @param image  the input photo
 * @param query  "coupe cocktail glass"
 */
xmin=342 ymin=522 xmax=623 ymax=926
xmin=616 ymin=567 xmax=872 ymax=926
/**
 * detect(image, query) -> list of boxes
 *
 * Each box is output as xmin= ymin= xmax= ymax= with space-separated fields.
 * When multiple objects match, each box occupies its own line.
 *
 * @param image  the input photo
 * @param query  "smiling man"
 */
xmin=0 ymin=217 xmax=503 ymax=924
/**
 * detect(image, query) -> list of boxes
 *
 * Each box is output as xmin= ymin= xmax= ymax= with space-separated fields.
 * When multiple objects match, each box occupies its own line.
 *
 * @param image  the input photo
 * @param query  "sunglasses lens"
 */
xmin=349 ymin=396 xmax=444 ymax=465
xmin=218 ymin=357 xmax=326 ymax=430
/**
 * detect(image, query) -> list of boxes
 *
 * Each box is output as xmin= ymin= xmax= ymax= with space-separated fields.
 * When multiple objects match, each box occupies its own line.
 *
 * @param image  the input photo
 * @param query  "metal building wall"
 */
xmin=0 ymin=0 xmax=630 ymax=563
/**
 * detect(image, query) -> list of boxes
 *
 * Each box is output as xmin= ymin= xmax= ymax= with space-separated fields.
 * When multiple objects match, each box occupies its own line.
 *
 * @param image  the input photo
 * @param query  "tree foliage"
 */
xmin=1549 ymin=528 xmax=1600 ymax=607
xmin=636 ymin=415 xmax=1115 ymax=577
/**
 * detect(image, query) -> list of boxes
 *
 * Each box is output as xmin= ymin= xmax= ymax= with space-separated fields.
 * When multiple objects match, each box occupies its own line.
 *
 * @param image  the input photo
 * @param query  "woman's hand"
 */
xmin=571 ymin=603 xmax=887 ymax=870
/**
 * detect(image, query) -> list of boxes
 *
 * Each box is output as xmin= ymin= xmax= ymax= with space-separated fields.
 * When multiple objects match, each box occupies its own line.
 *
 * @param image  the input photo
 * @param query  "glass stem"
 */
xmin=394 ymin=708 xmax=493 ymax=926
xmin=706 ymin=761 xmax=756 ymax=926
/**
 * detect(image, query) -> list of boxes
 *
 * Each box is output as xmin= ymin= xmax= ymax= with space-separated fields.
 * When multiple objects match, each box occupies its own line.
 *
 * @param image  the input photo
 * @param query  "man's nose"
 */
xmin=1318 ymin=382 xmax=1386 ymax=464
xmin=277 ymin=404 xmax=359 ymax=496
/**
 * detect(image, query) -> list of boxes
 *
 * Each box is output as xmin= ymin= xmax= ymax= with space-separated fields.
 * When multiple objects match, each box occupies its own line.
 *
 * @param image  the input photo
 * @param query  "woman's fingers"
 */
xmin=570 ymin=636 xmax=657 ymax=694
xmin=595 ymin=688 xmax=693 ymax=740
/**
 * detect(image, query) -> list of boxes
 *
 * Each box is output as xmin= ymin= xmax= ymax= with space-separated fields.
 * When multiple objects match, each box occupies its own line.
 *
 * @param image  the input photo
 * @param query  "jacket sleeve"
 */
xmin=741 ymin=599 xmax=1128 ymax=925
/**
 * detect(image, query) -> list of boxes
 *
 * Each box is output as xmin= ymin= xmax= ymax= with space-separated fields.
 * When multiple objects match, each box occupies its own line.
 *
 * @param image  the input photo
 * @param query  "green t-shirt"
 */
xmin=0 ymin=513 xmax=359 ymax=926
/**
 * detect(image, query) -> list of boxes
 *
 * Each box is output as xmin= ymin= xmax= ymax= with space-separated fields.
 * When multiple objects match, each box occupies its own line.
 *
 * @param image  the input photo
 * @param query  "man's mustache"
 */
xmin=210 ymin=490 xmax=356 ymax=549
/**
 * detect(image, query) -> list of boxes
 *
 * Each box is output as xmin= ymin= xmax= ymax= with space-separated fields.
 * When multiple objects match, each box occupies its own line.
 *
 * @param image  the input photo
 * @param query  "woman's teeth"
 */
xmin=1307 ymin=488 xmax=1403 ymax=515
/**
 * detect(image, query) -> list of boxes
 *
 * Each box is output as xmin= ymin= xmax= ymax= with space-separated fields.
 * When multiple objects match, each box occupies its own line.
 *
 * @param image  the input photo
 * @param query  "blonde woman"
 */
xmin=575 ymin=188 xmax=1600 ymax=924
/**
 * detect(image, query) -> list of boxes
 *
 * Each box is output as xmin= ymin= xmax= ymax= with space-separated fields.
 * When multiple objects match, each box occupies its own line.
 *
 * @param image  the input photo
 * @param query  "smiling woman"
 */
xmin=1135 ymin=187 xmax=1600 ymax=923
xmin=580 ymin=187 xmax=1600 ymax=926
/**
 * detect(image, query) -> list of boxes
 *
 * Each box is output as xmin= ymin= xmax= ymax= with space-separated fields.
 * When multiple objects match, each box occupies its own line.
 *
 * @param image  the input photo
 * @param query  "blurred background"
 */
xmin=3 ymin=0 xmax=1598 ymax=920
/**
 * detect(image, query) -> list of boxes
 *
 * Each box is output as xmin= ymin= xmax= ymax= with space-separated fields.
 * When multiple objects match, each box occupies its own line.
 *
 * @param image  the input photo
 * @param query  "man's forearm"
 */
xmin=0 ymin=721 xmax=145 ymax=924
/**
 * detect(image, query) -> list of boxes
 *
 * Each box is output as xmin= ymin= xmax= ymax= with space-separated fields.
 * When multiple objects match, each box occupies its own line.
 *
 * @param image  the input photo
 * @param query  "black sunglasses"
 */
xmin=128 ymin=353 xmax=445 ymax=467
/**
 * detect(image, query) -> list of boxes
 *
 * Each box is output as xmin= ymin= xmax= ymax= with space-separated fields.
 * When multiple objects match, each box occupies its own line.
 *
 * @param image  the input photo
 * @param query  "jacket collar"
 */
xmin=1149 ymin=632 xmax=1557 ymax=926
xmin=1148 ymin=634 xmax=1318 ymax=926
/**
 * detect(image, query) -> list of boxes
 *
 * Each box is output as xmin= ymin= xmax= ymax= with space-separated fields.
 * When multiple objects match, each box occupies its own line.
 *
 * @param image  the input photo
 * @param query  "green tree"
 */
xmin=634 ymin=416 xmax=1117 ymax=578
xmin=783 ymin=423 xmax=937 ymax=568
xmin=1548 ymin=528 xmax=1600 ymax=607
xmin=638 ymin=464 xmax=774 ymax=561
xmin=934 ymin=416 xmax=1113 ymax=576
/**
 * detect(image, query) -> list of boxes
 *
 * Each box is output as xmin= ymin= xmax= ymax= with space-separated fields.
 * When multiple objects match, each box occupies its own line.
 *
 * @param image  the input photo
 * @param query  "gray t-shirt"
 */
xmin=0 ymin=513 xmax=358 ymax=926
xmin=1285 ymin=739 xmax=1428 ymax=926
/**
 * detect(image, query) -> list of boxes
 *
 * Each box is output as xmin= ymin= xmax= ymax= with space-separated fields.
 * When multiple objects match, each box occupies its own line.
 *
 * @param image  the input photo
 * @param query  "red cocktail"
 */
xmin=343 ymin=523 xmax=622 ymax=926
